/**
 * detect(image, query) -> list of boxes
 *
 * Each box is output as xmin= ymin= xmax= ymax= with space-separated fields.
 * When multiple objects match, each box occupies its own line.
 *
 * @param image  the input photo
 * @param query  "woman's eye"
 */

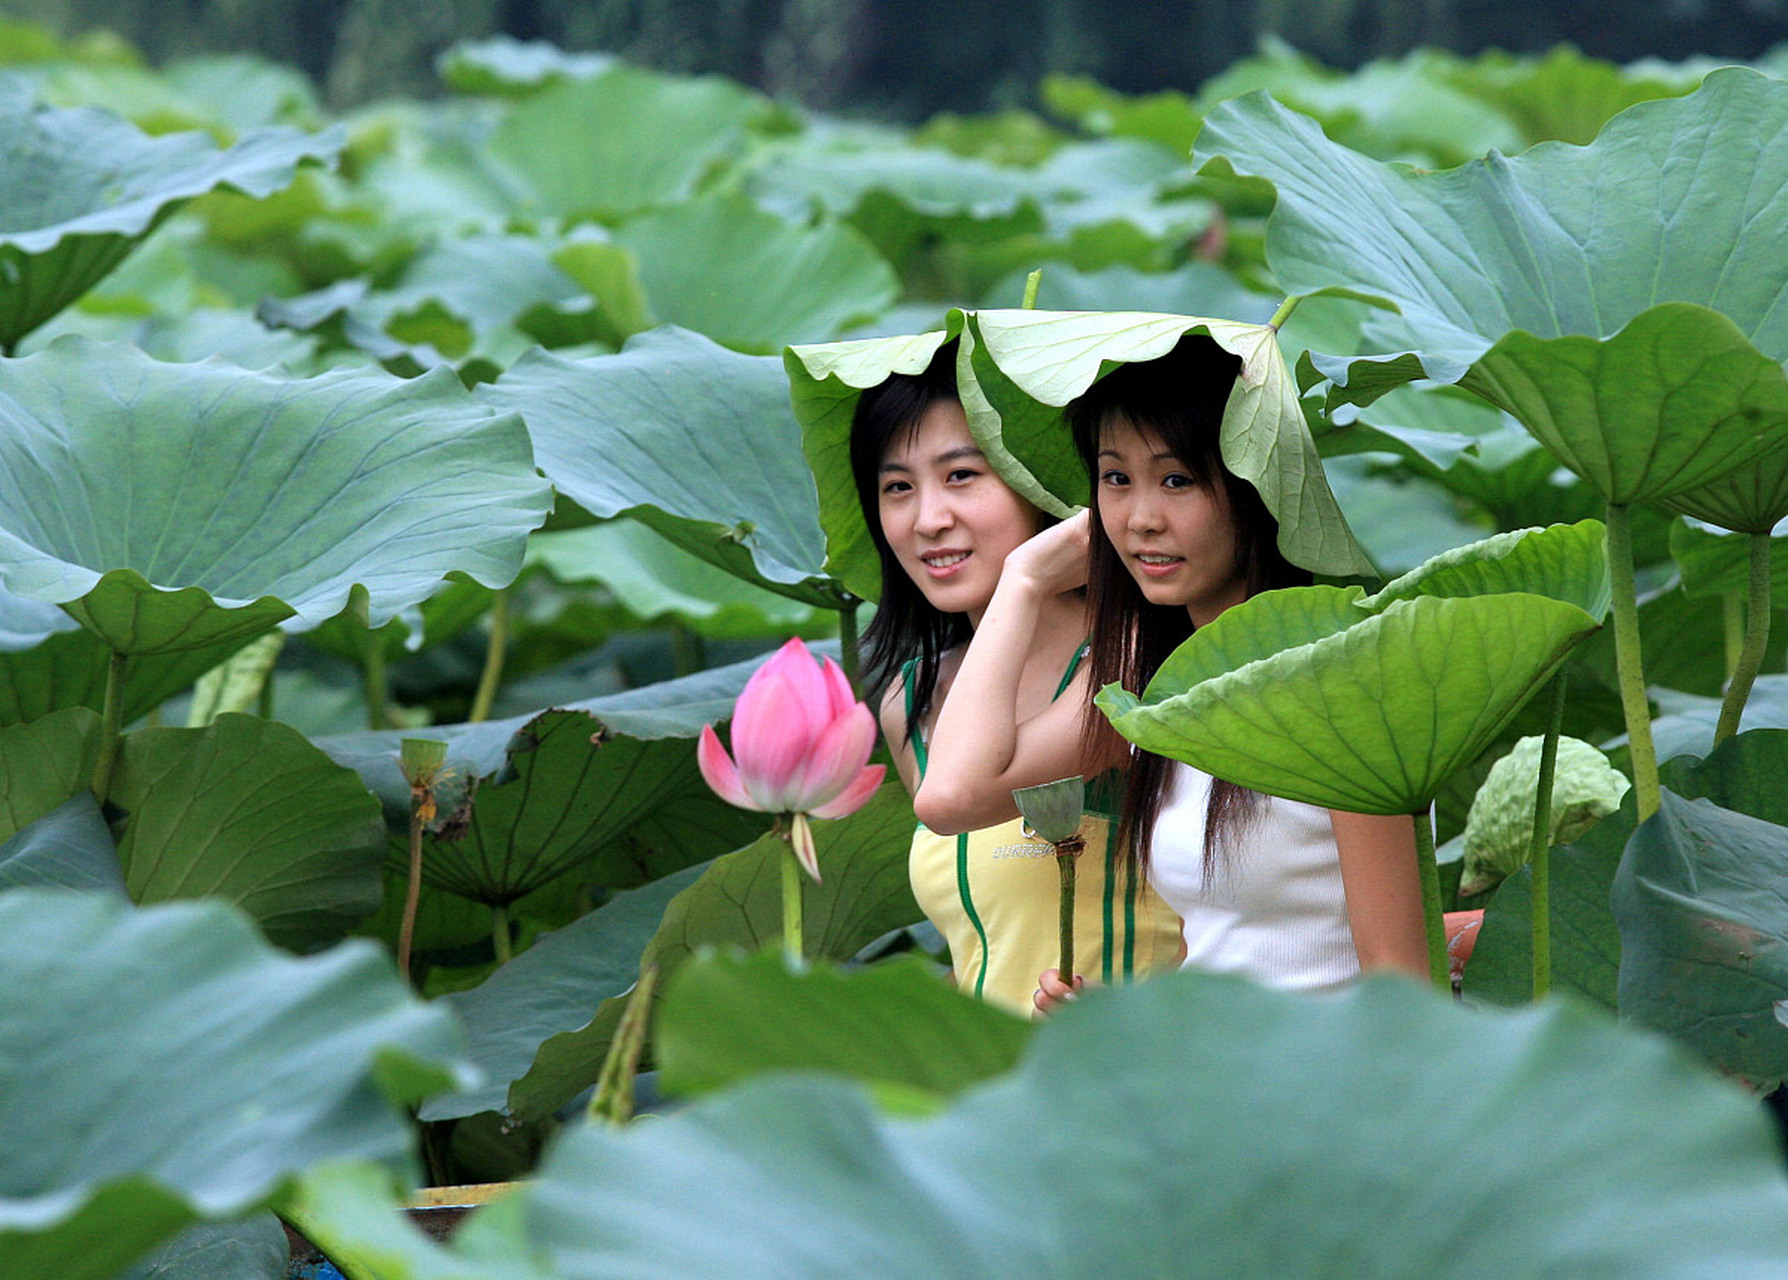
xmin=881 ymin=479 xmax=911 ymax=496
xmin=1099 ymin=469 xmax=1129 ymax=486
xmin=947 ymin=467 xmax=979 ymax=483
xmin=1163 ymin=472 xmax=1194 ymax=490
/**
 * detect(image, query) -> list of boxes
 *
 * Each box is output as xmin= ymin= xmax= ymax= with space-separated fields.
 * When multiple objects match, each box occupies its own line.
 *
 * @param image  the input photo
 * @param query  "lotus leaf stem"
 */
xmin=1413 ymin=810 xmax=1447 ymax=990
xmin=491 ymin=903 xmax=513 ymax=964
xmin=589 ymin=964 xmax=659 ymax=1126
xmin=1056 ymin=835 xmax=1083 ymax=985
xmin=1723 ymin=593 xmax=1744 ymax=683
xmin=780 ymin=827 xmax=805 ymax=966
xmin=837 ymin=601 xmax=861 ymax=692
xmin=363 ymin=641 xmax=388 ymax=731
xmin=398 ymin=804 xmax=425 ymax=981
xmin=467 ymin=588 xmax=509 ymax=724
xmin=670 ymin=621 xmax=707 ymax=677
xmin=1022 ymin=268 xmax=1043 ymax=309
xmin=1605 ymin=503 xmax=1659 ymax=820
xmin=1268 ymin=295 xmax=1301 ymax=330
xmin=1715 ymin=532 xmax=1772 ymax=744
xmin=91 ymin=651 xmax=129 ymax=804
xmin=1529 ymin=671 xmax=1568 ymax=1000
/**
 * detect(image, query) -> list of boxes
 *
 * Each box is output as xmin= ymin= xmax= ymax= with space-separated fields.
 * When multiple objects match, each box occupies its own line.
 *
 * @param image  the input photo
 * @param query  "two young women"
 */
xmin=849 ymin=334 xmax=1426 ymax=1014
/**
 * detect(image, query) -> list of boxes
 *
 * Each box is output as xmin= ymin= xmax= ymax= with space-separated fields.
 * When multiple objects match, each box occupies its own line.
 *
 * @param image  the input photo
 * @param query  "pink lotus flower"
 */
xmin=698 ymin=637 xmax=884 ymax=882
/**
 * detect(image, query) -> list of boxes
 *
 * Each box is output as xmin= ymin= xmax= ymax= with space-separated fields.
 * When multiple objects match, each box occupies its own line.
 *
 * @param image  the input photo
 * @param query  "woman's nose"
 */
xmin=915 ymin=486 xmax=954 ymax=534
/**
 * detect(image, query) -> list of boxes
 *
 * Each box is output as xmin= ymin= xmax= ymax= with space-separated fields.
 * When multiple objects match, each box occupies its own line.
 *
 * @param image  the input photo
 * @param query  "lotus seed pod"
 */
xmin=1012 ymin=776 xmax=1087 ymax=845
xmin=1460 ymin=736 xmax=1629 ymax=897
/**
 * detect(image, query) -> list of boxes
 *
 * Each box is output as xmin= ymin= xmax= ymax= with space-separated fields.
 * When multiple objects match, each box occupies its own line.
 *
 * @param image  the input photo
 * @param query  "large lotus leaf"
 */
xmin=1328 ymin=381 xmax=1607 ymax=531
xmin=509 ymin=780 xmax=921 ymax=1122
xmin=382 ymin=710 xmax=715 ymax=906
xmin=1318 ymin=456 xmax=1490 ymax=577
xmin=1438 ymin=45 xmax=1693 ymax=148
xmin=1100 ymin=590 xmax=1600 ymax=813
xmin=1362 ymin=519 xmax=1611 ymax=619
xmin=0 ymin=705 xmax=101 ymax=841
xmin=111 ymin=713 xmax=386 ymax=948
xmin=0 ymin=340 xmax=552 ymax=654
xmin=613 ymin=193 xmax=898 ymax=354
xmin=300 ymin=576 xmax=494 ymax=668
xmin=0 ymin=890 xmax=471 ymax=1280
xmin=747 ymin=135 xmax=1040 ymax=229
xmin=658 ymin=951 xmax=1030 ymax=1103
xmin=1193 ymin=71 xmax=1788 ymax=504
xmin=987 ymin=261 xmax=1276 ymax=323
xmin=437 ymin=35 xmax=615 ymax=97
xmin=479 ymin=327 xmax=839 ymax=606
xmin=1646 ymin=676 xmax=1788 ymax=765
xmin=1661 ymin=443 xmax=1788 ymax=535
xmin=414 ymin=972 xmax=1788 ymax=1276
xmin=321 ymin=648 xmax=782 ymax=815
xmin=0 ymin=78 xmax=343 ymax=349
xmin=526 ymin=523 xmax=824 ymax=639
xmin=968 ymin=308 xmax=1377 ymax=577
xmin=117 ymin=1214 xmax=289 ymax=1280
xmin=490 ymin=64 xmax=764 ymax=222
xmin=419 ymin=862 xmax=707 ymax=1122
xmin=786 ymin=322 xmax=958 ymax=603
xmin=1613 ymin=788 xmax=1788 ymax=1087
xmin=1671 ymin=518 xmax=1788 ymax=599
xmin=0 ymin=791 xmax=125 ymax=895
xmin=1464 ymin=792 xmax=1633 ymax=1012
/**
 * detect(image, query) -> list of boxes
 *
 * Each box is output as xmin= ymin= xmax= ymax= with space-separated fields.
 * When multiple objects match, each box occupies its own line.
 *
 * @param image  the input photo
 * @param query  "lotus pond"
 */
xmin=0 ymin=22 xmax=1786 ymax=1279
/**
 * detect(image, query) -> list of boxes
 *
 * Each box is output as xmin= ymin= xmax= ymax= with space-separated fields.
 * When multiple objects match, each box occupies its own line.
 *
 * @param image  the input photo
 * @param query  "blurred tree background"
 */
xmin=6 ymin=0 xmax=1788 ymax=114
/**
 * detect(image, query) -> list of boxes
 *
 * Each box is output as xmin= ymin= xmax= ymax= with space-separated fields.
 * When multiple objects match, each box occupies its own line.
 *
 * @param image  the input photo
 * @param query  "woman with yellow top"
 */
xmin=847 ymin=341 xmax=1182 ymax=1014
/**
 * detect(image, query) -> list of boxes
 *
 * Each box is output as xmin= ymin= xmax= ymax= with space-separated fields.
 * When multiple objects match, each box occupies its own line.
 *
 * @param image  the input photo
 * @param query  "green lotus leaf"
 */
xmin=1193 ymin=70 xmax=1788 ymax=504
xmin=502 ymin=973 xmax=1788 ymax=1275
xmin=0 ymin=339 xmax=551 ymax=654
xmin=1362 ymin=519 xmax=1611 ymax=619
xmin=480 ymin=327 xmax=838 ymax=606
xmin=0 ymin=78 xmax=343 ymax=350
xmin=0 ymin=587 xmax=254 ymax=726
xmin=787 ymin=322 xmax=959 ymax=603
xmin=437 ymin=35 xmax=615 ymax=97
xmin=1660 ymin=442 xmax=1788 ymax=534
xmin=112 ymin=713 xmax=386 ymax=948
xmin=527 ymin=523 xmax=823 ymax=639
xmin=0 ymin=890 xmax=471 ymax=1280
xmin=1613 ymin=787 xmax=1788 ymax=1087
xmin=967 ymin=308 xmax=1377 ymax=577
xmin=658 ymin=951 xmax=1030 ymax=1102
xmin=1463 ymin=795 xmax=1632 ymax=1012
xmin=1671 ymin=518 xmax=1788 ymax=599
xmin=508 ymin=780 xmax=920 ymax=1122
xmin=116 ymin=1214 xmax=289 ymax=1280
xmin=613 ymin=193 xmax=898 ymax=353
xmin=300 ymin=577 xmax=494 ymax=668
xmin=1101 ymin=591 xmax=1599 ymax=814
xmin=1042 ymin=74 xmax=1203 ymax=154
xmin=986 ymin=261 xmax=1276 ymax=323
xmin=490 ymin=64 xmax=765 ymax=222
xmin=387 ymin=709 xmax=721 ymax=906
xmin=748 ymin=134 xmax=1040 ymax=227
xmin=418 ymin=862 xmax=706 ymax=1122
xmin=1646 ymin=676 xmax=1788 ymax=765
xmin=1438 ymin=45 xmax=1693 ymax=147
xmin=0 ymin=792 xmax=124 ymax=895
xmin=1318 ymin=457 xmax=1490 ymax=577
xmin=0 ymin=706 xmax=101 ymax=842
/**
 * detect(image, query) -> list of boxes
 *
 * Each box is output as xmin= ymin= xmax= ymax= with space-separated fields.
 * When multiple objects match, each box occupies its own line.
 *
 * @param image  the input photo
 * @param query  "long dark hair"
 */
xmin=849 ymin=340 xmax=973 ymax=741
xmin=1070 ymin=334 xmax=1310 ymax=879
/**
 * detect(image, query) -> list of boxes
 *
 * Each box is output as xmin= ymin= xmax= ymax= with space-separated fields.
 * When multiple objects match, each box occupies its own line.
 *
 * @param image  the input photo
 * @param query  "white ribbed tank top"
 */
xmin=1149 ymin=763 xmax=1360 ymax=991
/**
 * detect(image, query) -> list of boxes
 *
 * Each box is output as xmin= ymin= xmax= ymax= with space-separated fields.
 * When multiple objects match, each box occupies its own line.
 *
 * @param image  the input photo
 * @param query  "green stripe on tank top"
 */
xmin=1101 ymin=838 xmax=1115 ymax=985
xmin=1124 ymin=847 xmax=1137 ymax=980
xmin=956 ymin=832 xmax=989 ymax=999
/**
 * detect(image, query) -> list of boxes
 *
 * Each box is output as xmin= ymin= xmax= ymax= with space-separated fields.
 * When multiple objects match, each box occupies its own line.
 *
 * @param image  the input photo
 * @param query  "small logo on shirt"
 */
xmin=991 ymin=840 xmax=1055 ymax=860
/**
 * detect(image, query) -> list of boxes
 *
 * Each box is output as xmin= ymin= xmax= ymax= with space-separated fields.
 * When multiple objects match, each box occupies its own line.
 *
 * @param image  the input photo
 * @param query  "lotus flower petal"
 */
xmin=820 ymin=654 xmax=857 ymax=720
xmin=697 ymin=725 xmax=760 ymax=812
xmin=788 ymin=811 xmax=822 ymax=882
xmin=769 ymin=637 xmax=837 ymax=738
xmin=809 ymin=764 xmax=885 ymax=821
xmin=730 ymin=667 xmax=812 ymax=810
xmin=787 ymin=700 xmax=877 ymax=812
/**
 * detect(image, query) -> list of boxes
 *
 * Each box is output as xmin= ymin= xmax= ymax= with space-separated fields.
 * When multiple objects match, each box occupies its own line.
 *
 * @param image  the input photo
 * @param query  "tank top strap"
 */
xmin=1052 ymin=640 xmax=1091 ymax=700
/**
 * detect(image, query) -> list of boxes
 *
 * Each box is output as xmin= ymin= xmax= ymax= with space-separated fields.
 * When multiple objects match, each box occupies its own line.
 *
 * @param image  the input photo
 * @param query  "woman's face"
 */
xmin=877 ymin=399 xmax=1041 ymax=625
xmin=1095 ymin=416 xmax=1246 ymax=628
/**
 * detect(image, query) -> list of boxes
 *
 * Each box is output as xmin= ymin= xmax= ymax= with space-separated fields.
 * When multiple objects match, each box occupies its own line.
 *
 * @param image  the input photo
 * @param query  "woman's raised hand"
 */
xmin=1032 ymin=966 xmax=1085 ymax=1018
xmin=1004 ymin=508 xmax=1091 ymax=597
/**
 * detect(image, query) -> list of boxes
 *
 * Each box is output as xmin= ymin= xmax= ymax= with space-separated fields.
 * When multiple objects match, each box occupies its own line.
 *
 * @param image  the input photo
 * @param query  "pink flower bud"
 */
xmin=697 ymin=638 xmax=886 ymax=879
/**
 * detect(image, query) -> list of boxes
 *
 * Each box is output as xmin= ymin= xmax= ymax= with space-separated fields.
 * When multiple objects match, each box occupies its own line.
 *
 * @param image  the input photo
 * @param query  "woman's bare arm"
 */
xmin=1329 ymin=808 xmax=1429 ymax=978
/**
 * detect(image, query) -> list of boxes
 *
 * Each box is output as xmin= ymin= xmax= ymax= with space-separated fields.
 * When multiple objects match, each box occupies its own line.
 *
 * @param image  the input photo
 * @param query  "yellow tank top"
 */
xmin=903 ymin=652 xmax=1183 ymax=1014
